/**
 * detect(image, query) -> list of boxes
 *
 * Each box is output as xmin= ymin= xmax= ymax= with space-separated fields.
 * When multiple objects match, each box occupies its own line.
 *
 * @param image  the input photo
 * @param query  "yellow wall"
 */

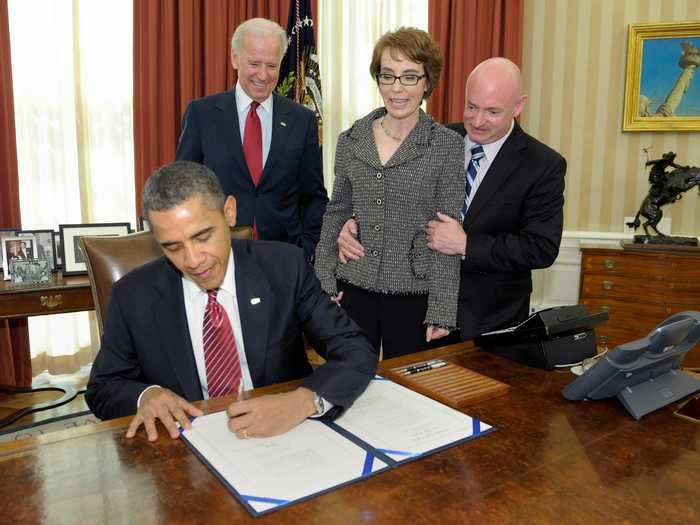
xmin=521 ymin=0 xmax=700 ymax=235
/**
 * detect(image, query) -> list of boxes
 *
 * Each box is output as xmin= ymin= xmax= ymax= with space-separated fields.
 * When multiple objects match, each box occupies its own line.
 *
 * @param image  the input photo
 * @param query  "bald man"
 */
xmin=338 ymin=58 xmax=566 ymax=341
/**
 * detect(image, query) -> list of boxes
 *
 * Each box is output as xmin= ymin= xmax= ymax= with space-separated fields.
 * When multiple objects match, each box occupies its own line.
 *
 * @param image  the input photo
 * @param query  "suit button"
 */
xmin=376 ymin=173 xmax=383 ymax=180
xmin=372 ymin=249 xmax=379 ymax=256
xmin=376 ymin=198 xmax=383 ymax=205
xmin=374 ymin=225 xmax=381 ymax=231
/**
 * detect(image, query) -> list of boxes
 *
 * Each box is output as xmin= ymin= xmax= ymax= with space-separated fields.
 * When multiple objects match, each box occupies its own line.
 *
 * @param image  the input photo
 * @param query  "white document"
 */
xmin=181 ymin=378 xmax=495 ymax=516
xmin=333 ymin=378 xmax=493 ymax=463
xmin=181 ymin=411 xmax=389 ymax=515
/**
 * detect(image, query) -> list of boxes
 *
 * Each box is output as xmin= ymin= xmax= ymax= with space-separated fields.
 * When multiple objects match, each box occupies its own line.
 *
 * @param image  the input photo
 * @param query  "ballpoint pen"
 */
xmin=403 ymin=361 xmax=447 ymax=375
xmin=400 ymin=359 xmax=445 ymax=374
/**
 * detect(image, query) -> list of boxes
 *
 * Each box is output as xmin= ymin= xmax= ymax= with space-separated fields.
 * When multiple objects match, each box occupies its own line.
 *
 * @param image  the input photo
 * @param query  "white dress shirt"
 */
xmin=235 ymin=83 xmax=273 ymax=167
xmin=463 ymin=120 xmax=515 ymax=209
xmin=137 ymin=249 xmax=331 ymax=414
xmin=182 ymin=249 xmax=253 ymax=399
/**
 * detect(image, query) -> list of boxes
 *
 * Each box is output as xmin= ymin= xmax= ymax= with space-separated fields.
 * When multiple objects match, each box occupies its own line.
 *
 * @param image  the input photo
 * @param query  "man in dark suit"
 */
xmin=86 ymin=161 xmax=376 ymax=441
xmin=425 ymin=57 xmax=565 ymax=340
xmin=337 ymin=58 xmax=565 ymax=341
xmin=175 ymin=18 xmax=327 ymax=261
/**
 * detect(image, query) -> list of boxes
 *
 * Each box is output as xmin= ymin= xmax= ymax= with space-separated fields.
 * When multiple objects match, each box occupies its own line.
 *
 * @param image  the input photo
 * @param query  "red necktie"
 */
xmin=203 ymin=289 xmax=242 ymax=398
xmin=243 ymin=101 xmax=262 ymax=239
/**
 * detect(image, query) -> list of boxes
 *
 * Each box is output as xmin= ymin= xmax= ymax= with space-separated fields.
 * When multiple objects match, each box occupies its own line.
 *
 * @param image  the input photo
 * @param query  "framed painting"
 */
xmin=623 ymin=21 xmax=700 ymax=131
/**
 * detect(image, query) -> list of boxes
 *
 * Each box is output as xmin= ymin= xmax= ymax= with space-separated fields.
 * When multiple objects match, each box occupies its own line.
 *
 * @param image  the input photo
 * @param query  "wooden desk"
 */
xmin=2 ymin=344 xmax=699 ymax=524
xmin=0 ymin=272 xmax=93 ymax=319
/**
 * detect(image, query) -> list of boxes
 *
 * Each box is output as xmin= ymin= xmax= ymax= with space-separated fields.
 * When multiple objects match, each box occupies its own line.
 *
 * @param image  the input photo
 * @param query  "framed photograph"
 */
xmin=2 ymin=234 xmax=36 ymax=280
xmin=138 ymin=216 xmax=151 ymax=232
xmin=0 ymin=228 xmax=19 ymax=273
xmin=623 ymin=21 xmax=700 ymax=131
xmin=53 ymin=231 xmax=62 ymax=269
xmin=19 ymin=229 xmax=57 ymax=271
xmin=9 ymin=258 xmax=51 ymax=284
xmin=59 ymin=223 xmax=131 ymax=276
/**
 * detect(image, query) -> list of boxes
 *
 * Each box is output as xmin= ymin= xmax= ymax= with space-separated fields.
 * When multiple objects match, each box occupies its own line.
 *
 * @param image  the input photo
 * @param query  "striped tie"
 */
xmin=202 ymin=289 xmax=241 ymax=398
xmin=461 ymin=145 xmax=485 ymax=220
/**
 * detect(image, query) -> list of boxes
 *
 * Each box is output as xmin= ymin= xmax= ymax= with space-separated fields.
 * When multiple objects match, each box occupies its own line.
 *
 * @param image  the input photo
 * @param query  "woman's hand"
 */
xmin=330 ymin=291 xmax=344 ymax=306
xmin=426 ymin=325 xmax=450 ymax=342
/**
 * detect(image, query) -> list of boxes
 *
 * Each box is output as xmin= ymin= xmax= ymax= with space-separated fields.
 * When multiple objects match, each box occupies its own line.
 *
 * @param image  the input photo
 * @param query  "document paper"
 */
xmin=181 ymin=411 xmax=389 ymax=515
xmin=332 ymin=378 xmax=493 ymax=463
xmin=181 ymin=378 xmax=495 ymax=516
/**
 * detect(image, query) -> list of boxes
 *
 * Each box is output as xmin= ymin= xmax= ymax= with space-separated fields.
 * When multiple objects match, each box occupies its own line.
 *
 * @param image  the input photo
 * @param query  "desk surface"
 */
xmin=1 ymin=343 xmax=699 ymax=524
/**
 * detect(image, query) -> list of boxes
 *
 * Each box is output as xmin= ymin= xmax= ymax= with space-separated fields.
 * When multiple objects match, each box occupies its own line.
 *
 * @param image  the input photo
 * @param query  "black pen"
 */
xmin=403 ymin=361 xmax=447 ymax=375
xmin=401 ymin=359 xmax=444 ymax=374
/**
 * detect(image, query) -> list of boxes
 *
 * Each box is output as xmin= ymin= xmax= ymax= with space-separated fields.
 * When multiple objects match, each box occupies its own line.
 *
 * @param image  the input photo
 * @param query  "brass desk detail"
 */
xmin=0 ymin=272 xmax=92 ymax=319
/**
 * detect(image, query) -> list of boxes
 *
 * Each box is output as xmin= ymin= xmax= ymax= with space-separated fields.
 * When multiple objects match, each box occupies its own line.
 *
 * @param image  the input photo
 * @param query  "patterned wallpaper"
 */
xmin=521 ymin=0 xmax=700 ymax=235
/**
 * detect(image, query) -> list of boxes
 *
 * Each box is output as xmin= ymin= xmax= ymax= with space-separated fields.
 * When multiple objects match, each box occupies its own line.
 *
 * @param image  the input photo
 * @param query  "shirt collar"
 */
xmin=465 ymin=119 xmax=514 ymax=163
xmin=235 ymin=83 xmax=273 ymax=115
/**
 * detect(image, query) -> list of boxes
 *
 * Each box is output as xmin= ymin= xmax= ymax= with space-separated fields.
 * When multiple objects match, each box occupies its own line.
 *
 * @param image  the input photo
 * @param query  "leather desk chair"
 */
xmin=81 ymin=226 xmax=253 ymax=336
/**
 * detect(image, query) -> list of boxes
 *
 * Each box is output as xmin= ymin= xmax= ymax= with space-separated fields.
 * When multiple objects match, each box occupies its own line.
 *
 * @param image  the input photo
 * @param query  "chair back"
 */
xmin=82 ymin=225 xmax=253 ymax=335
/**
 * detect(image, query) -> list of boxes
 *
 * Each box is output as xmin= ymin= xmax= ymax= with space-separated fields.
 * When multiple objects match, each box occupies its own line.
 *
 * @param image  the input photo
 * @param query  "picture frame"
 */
xmin=623 ymin=21 xmax=700 ymax=131
xmin=59 ymin=223 xmax=131 ymax=276
xmin=0 ymin=227 xmax=19 ymax=273
xmin=53 ymin=231 xmax=62 ymax=270
xmin=9 ymin=258 xmax=51 ymax=284
xmin=18 ymin=229 xmax=57 ymax=272
xmin=137 ymin=215 xmax=151 ymax=232
xmin=2 ymin=234 xmax=36 ymax=280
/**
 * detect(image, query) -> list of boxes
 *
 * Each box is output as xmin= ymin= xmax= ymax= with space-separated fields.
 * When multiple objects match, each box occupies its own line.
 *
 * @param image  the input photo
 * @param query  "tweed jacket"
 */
xmin=314 ymin=108 xmax=465 ymax=328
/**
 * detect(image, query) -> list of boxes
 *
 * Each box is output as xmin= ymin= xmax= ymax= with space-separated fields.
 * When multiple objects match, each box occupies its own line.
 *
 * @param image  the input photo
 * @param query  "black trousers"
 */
xmin=337 ymin=281 xmax=430 ymax=359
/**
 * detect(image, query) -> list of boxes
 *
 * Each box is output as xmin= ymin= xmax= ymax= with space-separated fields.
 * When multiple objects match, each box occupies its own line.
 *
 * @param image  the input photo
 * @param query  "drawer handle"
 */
xmin=602 ymin=281 xmax=613 ymax=290
xmin=603 ymin=258 xmax=617 ymax=270
xmin=40 ymin=295 xmax=63 ymax=309
xmin=600 ymin=305 xmax=610 ymax=312
xmin=598 ymin=335 xmax=609 ymax=344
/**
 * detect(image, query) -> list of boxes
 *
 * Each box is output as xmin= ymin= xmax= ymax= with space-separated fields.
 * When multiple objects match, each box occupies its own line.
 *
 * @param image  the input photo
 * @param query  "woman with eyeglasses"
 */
xmin=314 ymin=27 xmax=464 ymax=359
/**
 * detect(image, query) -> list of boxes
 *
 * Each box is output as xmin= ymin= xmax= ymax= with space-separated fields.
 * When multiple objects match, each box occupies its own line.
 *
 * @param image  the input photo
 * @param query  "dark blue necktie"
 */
xmin=461 ymin=145 xmax=485 ymax=220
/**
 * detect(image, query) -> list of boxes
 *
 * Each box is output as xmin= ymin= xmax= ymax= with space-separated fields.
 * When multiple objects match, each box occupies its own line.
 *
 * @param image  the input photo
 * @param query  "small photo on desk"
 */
xmin=0 ymin=228 xmax=19 ymax=272
xmin=2 ymin=234 xmax=36 ymax=280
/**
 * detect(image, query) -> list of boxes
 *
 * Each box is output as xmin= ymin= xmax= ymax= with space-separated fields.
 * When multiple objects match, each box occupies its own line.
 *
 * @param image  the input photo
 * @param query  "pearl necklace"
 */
xmin=380 ymin=117 xmax=403 ymax=142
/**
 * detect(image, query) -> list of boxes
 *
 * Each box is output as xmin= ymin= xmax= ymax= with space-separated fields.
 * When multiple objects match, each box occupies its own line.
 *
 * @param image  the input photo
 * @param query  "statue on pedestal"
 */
xmin=626 ymin=151 xmax=700 ymax=245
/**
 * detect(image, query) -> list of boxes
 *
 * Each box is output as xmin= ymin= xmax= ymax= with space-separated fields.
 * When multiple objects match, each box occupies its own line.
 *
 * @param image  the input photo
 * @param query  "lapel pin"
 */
xmin=280 ymin=121 xmax=287 ymax=127
xmin=250 ymin=297 xmax=261 ymax=305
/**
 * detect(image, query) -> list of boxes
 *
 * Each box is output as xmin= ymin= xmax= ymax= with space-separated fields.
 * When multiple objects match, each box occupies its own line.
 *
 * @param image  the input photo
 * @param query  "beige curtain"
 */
xmin=8 ymin=0 xmax=135 ymax=384
xmin=318 ymin=0 xmax=428 ymax=189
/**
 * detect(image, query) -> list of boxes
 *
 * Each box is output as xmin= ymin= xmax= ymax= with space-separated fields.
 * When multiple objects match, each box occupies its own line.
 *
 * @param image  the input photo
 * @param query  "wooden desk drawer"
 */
xmin=0 ymin=286 xmax=93 ymax=318
xmin=581 ymin=274 xmax=668 ymax=302
xmin=581 ymin=297 xmax=668 ymax=330
xmin=581 ymin=253 xmax=671 ymax=278
xmin=594 ymin=326 xmax=647 ymax=350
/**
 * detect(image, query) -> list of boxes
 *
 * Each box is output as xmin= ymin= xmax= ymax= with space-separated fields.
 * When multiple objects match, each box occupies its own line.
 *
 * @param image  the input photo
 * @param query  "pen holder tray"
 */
xmin=384 ymin=362 xmax=509 ymax=409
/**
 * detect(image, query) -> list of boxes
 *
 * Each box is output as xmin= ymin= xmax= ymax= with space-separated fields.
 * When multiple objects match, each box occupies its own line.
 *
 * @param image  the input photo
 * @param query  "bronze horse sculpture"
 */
xmin=627 ymin=152 xmax=700 ymax=237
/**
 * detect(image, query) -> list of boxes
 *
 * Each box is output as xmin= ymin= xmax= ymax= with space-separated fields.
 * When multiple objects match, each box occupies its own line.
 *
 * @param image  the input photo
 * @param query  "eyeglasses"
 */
xmin=376 ymin=73 xmax=427 ymax=86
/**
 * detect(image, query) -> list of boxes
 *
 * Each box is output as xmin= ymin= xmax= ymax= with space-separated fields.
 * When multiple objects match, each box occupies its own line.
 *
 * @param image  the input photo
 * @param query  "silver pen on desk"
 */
xmin=400 ymin=359 xmax=444 ymax=374
xmin=402 ymin=361 xmax=447 ymax=375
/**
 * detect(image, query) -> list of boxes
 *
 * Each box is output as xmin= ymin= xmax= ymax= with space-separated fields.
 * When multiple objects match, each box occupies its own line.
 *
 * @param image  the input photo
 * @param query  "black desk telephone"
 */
xmin=475 ymin=304 xmax=609 ymax=369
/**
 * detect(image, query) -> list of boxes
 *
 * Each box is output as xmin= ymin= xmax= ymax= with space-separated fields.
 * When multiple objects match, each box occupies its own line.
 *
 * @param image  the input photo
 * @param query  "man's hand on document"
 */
xmin=126 ymin=386 xmax=203 ymax=441
xmin=226 ymin=387 xmax=317 ymax=439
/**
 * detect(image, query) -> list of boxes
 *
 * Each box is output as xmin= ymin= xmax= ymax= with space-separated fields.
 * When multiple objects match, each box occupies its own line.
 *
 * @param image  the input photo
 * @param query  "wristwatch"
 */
xmin=313 ymin=392 xmax=325 ymax=416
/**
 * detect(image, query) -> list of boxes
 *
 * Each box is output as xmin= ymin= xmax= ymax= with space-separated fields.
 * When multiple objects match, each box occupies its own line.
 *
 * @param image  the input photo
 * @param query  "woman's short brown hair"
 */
xmin=369 ymin=27 xmax=443 ymax=99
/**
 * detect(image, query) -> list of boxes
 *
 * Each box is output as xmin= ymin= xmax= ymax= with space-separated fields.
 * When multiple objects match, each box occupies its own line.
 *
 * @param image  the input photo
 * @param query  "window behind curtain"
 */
xmin=8 ymin=0 xmax=134 ymax=384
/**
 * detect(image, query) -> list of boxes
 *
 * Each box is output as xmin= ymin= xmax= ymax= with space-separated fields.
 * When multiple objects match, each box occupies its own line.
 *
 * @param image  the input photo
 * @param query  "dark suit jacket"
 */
xmin=447 ymin=122 xmax=566 ymax=340
xmin=175 ymin=90 xmax=328 ymax=260
xmin=86 ymin=240 xmax=377 ymax=420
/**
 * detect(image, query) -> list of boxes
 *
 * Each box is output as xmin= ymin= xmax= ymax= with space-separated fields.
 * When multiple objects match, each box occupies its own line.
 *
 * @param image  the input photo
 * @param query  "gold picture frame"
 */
xmin=623 ymin=21 xmax=700 ymax=131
